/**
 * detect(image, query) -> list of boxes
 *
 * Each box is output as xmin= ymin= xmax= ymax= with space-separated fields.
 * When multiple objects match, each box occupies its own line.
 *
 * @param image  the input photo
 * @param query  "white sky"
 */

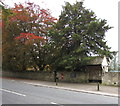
xmin=4 ymin=0 xmax=119 ymax=51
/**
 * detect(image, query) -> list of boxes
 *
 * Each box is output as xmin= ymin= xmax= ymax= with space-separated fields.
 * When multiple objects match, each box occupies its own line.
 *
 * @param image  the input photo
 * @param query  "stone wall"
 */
xmin=2 ymin=70 xmax=119 ymax=86
xmin=2 ymin=70 xmax=89 ymax=83
xmin=57 ymin=71 xmax=88 ymax=83
xmin=2 ymin=71 xmax=54 ymax=81
xmin=102 ymin=72 xmax=120 ymax=86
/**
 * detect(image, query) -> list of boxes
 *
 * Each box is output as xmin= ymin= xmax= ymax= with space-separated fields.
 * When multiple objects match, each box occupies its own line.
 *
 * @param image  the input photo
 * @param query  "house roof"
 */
xmin=88 ymin=56 xmax=104 ymax=65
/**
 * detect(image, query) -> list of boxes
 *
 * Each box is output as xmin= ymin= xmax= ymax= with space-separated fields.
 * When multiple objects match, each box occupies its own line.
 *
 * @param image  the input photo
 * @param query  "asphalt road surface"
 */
xmin=1 ymin=78 xmax=118 ymax=105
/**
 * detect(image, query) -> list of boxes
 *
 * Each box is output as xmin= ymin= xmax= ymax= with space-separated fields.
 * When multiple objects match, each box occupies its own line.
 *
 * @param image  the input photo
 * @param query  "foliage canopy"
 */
xmin=2 ymin=1 xmax=112 ymax=72
xmin=48 ymin=1 xmax=112 ymax=71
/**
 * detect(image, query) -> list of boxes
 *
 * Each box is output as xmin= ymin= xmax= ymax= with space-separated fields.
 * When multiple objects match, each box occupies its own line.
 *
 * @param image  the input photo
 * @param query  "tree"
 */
xmin=49 ymin=1 xmax=112 ymax=71
xmin=8 ymin=2 xmax=57 ymax=37
xmin=2 ymin=4 xmax=17 ymax=70
xmin=2 ymin=2 xmax=57 ymax=71
xmin=14 ymin=32 xmax=46 ymax=71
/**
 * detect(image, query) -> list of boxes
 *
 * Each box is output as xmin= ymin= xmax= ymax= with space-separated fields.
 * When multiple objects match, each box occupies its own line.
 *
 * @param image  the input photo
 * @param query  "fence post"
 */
xmin=97 ymin=82 xmax=100 ymax=91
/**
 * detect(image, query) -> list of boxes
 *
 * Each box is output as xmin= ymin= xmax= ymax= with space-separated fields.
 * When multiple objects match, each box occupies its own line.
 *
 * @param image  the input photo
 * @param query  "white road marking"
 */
xmin=51 ymin=102 xmax=58 ymax=104
xmin=51 ymin=102 xmax=64 ymax=106
xmin=0 ymin=88 xmax=26 ymax=97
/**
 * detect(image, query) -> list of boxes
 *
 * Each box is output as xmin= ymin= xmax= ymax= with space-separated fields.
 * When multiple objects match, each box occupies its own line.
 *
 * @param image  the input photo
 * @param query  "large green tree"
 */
xmin=49 ymin=1 xmax=112 ymax=71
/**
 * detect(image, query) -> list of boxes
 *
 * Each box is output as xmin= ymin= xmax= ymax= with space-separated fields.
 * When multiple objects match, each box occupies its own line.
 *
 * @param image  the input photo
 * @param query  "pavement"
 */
xmin=2 ymin=77 xmax=119 ymax=98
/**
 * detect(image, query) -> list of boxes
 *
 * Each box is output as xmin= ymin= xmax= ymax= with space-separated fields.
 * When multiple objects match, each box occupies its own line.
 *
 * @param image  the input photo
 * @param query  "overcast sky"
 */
xmin=4 ymin=0 xmax=119 ymax=51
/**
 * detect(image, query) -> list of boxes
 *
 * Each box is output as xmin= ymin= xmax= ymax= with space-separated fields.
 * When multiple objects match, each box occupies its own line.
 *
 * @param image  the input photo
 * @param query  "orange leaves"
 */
xmin=40 ymin=9 xmax=47 ymax=13
xmin=8 ymin=2 xmax=57 ymax=43
xmin=9 ymin=8 xmax=31 ymax=22
xmin=9 ymin=3 xmax=36 ymax=23
xmin=12 ymin=10 xmax=22 ymax=14
xmin=15 ymin=33 xmax=47 ymax=45
xmin=15 ymin=33 xmax=44 ymax=40
xmin=42 ymin=17 xmax=57 ymax=23
xmin=9 ymin=14 xmax=30 ymax=22
xmin=13 ymin=3 xmax=24 ymax=10
xmin=40 ymin=9 xmax=58 ymax=24
xmin=9 ymin=2 xmax=58 ymax=24
xmin=27 ymin=2 xmax=34 ymax=6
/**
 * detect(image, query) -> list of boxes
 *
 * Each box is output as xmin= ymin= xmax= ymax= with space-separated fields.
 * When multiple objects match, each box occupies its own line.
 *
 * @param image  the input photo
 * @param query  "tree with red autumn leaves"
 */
xmin=8 ymin=2 xmax=57 ymax=37
xmin=2 ymin=1 xmax=57 ymax=71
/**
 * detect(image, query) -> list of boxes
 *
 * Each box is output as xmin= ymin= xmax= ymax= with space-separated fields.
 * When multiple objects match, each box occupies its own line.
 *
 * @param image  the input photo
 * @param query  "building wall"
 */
xmin=102 ymin=56 xmax=108 ymax=72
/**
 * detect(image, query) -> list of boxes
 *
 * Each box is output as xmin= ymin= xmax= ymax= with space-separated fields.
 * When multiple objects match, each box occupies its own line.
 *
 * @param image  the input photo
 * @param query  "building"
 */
xmin=86 ymin=56 xmax=108 ymax=83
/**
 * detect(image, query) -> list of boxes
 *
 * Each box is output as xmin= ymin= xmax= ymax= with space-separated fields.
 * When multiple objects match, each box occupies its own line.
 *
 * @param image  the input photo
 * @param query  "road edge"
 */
xmin=23 ymin=82 xmax=119 ymax=98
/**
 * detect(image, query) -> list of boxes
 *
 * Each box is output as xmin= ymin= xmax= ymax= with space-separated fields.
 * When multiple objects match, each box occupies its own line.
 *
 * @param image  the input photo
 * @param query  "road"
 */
xmin=1 ymin=78 xmax=118 ymax=105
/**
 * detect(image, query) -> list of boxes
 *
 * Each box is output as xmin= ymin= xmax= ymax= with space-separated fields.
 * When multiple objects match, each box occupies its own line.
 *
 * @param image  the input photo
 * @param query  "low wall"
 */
xmin=57 ymin=71 xmax=88 ymax=83
xmin=2 ymin=71 xmax=54 ymax=81
xmin=2 ymin=70 xmax=119 ymax=86
xmin=2 ymin=70 xmax=89 ymax=83
xmin=102 ymin=72 xmax=120 ymax=86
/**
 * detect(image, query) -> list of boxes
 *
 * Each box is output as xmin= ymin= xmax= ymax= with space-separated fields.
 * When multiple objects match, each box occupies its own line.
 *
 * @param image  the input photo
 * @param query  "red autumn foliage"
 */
xmin=15 ymin=33 xmax=44 ymax=40
xmin=8 ymin=2 xmax=58 ymax=38
xmin=9 ymin=2 xmax=58 ymax=24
